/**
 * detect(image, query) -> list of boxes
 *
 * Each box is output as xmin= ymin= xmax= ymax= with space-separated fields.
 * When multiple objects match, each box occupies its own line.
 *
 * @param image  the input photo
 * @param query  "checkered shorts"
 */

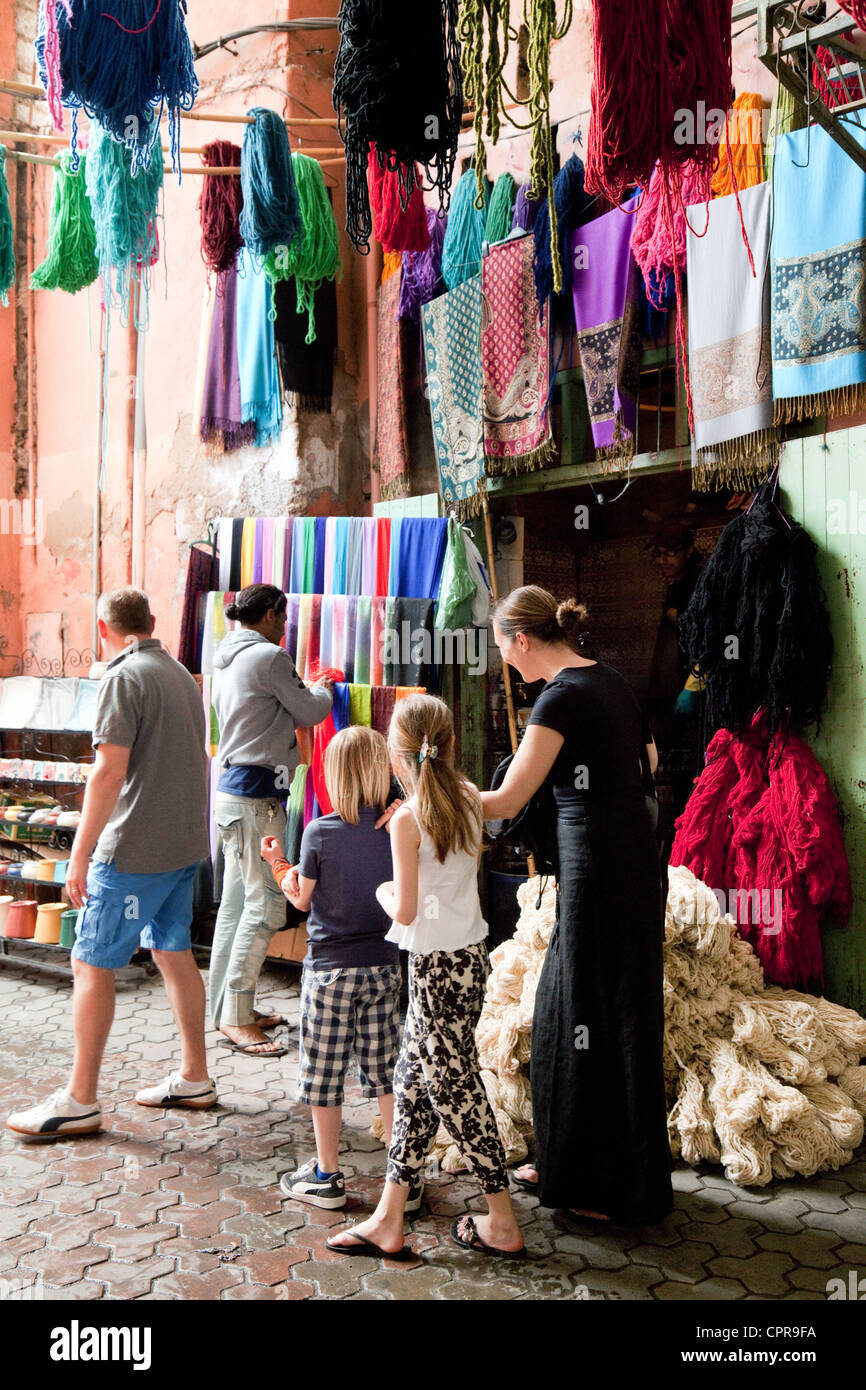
xmin=297 ymin=963 xmax=402 ymax=1107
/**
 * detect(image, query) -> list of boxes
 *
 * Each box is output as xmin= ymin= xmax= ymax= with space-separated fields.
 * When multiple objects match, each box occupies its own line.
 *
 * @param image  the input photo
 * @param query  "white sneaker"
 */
xmin=7 ymin=1088 xmax=102 ymax=1139
xmin=134 ymin=1071 xmax=217 ymax=1110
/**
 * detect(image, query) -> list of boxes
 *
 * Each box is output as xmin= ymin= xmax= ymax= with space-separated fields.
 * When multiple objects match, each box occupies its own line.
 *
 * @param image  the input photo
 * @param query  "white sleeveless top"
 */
xmin=385 ymin=794 xmax=488 ymax=955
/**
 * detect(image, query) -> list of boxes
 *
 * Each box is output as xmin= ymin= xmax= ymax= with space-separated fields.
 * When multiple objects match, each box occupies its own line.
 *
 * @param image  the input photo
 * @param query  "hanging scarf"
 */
xmin=771 ymin=123 xmax=866 ymax=424
xmin=481 ymin=235 xmax=555 ymax=476
xmin=199 ymin=265 xmax=256 ymax=452
xmin=382 ymin=598 xmax=435 ymax=688
xmin=289 ymin=517 xmax=316 ymax=594
xmin=388 ymin=518 xmax=449 ymax=600
xmin=273 ymin=276 xmax=337 ymax=414
xmin=375 ymin=269 xmax=410 ymax=500
xmin=571 ymin=199 xmax=641 ymax=472
xmin=687 ymin=181 xmax=778 ymax=491
xmin=236 ymin=248 xmax=282 ymax=447
xmin=422 ymin=274 xmax=485 ymax=518
xmin=374 ymin=518 xmax=391 ymax=597
xmin=178 ymin=545 xmax=215 ymax=673
xmin=370 ymin=684 xmax=396 ymax=736
xmin=344 ymin=519 xmax=364 ymax=595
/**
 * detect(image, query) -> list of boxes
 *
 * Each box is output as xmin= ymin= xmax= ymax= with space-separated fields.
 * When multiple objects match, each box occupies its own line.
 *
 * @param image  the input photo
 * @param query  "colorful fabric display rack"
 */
xmin=183 ymin=514 xmax=465 ymax=870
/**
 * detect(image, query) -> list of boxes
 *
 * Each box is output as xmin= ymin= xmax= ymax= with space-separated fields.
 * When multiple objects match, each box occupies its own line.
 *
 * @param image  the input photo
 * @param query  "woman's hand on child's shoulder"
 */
xmin=375 ymin=797 xmax=405 ymax=833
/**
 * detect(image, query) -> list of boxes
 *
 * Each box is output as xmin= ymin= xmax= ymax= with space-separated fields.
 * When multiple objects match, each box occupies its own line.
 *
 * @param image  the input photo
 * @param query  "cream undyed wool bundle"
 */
xmin=380 ymin=868 xmax=866 ymax=1186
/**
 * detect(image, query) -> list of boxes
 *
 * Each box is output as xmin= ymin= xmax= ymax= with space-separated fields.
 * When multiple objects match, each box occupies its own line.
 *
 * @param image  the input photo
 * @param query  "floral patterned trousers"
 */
xmin=386 ymin=942 xmax=509 ymax=1195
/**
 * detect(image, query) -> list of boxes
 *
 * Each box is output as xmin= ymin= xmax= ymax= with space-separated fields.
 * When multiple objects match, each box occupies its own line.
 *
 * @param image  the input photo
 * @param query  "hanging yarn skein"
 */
xmin=198 ymin=141 xmax=244 ymax=276
xmin=368 ymin=151 xmax=430 ymax=253
xmin=31 ymin=151 xmax=98 ymax=295
xmin=34 ymin=0 xmax=199 ymax=177
xmin=85 ymin=119 xmax=163 ymax=326
xmin=631 ymin=160 xmax=710 ymax=308
xmin=0 ymin=148 xmax=15 ymax=307
xmin=460 ymin=0 xmax=574 ymax=292
xmin=485 ymin=173 xmax=518 ymax=245
xmin=399 ymin=208 xmax=447 ymax=323
xmin=532 ymin=153 xmax=593 ymax=306
xmin=441 ymin=168 xmax=491 ymax=290
xmin=711 ymin=93 xmax=766 ymax=198
xmin=239 ymin=108 xmax=302 ymax=273
xmin=264 ymin=153 xmax=341 ymax=343
xmin=332 ymin=0 xmax=463 ymax=252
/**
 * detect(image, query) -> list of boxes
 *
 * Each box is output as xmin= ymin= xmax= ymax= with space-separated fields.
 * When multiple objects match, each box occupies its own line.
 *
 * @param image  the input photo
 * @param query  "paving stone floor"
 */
xmin=0 ymin=953 xmax=864 ymax=1301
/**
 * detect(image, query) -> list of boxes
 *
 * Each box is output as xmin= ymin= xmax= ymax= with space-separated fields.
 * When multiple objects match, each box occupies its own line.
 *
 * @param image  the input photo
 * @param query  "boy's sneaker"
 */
xmin=134 ymin=1072 xmax=217 ymax=1110
xmin=280 ymin=1159 xmax=346 ymax=1210
xmin=7 ymin=1089 xmax=102 ymax=1139
xmin=405 ymin=1179 xmax=425 ymax=1216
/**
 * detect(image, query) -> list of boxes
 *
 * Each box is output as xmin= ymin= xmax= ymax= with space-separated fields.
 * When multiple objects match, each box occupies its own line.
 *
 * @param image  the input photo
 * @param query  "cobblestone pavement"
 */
xmin=0 ymin=955 xmax=864 ymax=1301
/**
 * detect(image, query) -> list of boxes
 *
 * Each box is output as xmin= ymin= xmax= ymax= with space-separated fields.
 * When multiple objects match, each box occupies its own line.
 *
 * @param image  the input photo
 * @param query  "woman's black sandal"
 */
xmin=450 ymin=1215 xmax=527 ymax=1259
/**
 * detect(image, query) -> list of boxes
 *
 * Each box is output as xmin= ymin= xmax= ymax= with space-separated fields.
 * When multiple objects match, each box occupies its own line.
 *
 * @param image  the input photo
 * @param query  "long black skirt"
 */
xmin=530 ymin=793 xmax=673 ymax=1224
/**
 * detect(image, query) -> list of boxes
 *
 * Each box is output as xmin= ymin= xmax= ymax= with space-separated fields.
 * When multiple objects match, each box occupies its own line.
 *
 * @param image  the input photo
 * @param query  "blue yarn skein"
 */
xmin=86 ymin=119 xmax=163 ymax=326
xmin=532 ymin=154 xmax=593 ymax=306
xmin=239 ymin=109 xmax=302 ymax=262
xmin=441 ymin=169 xmax=491 ymax=291
xmin=34 ymin=0 xmax=198 ymax=179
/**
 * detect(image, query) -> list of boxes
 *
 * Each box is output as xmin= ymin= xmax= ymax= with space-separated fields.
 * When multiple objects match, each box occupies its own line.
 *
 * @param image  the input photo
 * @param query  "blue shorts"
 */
xmin=71 ymin=860 xmax=198 ymax=970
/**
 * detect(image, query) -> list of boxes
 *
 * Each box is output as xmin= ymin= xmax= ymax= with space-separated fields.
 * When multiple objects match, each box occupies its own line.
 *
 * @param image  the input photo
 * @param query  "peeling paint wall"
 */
xmin=1 ymin=0 xmax=367 ymax=668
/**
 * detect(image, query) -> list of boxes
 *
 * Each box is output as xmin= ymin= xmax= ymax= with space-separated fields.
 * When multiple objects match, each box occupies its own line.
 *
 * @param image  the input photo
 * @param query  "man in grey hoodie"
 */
xmin=211 ymin=584 xmax=332 ymax=1055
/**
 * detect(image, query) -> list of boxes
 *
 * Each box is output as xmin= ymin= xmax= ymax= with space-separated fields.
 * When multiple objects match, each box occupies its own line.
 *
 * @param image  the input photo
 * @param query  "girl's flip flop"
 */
xmin=450 ymin=1215 xmax=527 ymax=1259
xmin=326 ymin=1231 xmax=415 ymax=1261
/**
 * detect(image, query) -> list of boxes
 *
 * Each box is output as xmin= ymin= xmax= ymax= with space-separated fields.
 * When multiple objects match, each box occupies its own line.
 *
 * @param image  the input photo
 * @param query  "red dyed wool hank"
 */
xmin=631 ymin=160 xmax=711 ymax=306
xmin=198 ymin=141 xmax=244 ymax=275
xmin=368 ymin=150 xmax=431 ymax=254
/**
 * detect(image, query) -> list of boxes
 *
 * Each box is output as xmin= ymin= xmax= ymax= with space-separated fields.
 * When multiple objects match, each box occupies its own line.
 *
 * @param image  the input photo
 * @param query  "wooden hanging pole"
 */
xmin=480 ymin=492 xmax=536 ymax=878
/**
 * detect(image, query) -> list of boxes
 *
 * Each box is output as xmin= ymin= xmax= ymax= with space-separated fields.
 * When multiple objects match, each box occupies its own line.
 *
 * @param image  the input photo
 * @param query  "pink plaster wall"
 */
xmin=0 ymin=1 xmax=769 ymax=670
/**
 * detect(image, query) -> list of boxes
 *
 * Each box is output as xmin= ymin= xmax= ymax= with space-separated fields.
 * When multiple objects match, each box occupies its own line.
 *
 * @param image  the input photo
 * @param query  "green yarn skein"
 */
xmin=31 ymin=152 xmax=99 ymax=296
xmin=485 ymin=172 xmax=517 ymax=244
xmin=263 ymin=152 xmax=341 ymax=343
xmin=0 ymin=147 xmax=16 ymax=307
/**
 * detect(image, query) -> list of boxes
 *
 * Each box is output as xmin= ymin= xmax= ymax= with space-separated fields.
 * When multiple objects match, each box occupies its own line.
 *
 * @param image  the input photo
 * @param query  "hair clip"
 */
xmin=418 ymin=736 xmax=439 ymax=764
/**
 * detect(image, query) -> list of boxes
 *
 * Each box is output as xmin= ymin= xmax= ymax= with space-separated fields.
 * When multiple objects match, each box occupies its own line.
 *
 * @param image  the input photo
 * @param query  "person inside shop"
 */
xmin=645 ymin=519 xmax=705 ymax=860
xmin=210 ymin=583 xmax=333 ymax=1057
xmin=480 ymin=585 xmax=673 ymax=1228
xmin=7 ymin=588 xmax=217 ymax=1138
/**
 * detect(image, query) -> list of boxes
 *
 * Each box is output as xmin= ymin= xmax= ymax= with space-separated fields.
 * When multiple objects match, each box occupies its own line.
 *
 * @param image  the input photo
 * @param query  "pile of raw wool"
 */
xmin=411 ymin=868 xmax=866 ymax=1186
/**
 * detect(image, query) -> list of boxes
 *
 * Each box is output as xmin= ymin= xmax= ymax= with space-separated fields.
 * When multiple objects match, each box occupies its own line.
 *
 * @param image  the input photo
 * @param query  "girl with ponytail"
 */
xmin=328 ymin=694 xmax=525 ymax=1260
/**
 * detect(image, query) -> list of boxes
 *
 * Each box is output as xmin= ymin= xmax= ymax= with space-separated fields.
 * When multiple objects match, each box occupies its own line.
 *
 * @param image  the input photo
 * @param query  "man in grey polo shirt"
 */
xmin=7 ymin=588 xmax=217 ymax=1140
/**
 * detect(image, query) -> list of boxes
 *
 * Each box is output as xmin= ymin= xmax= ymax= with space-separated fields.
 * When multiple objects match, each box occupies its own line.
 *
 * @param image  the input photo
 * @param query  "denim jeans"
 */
xmin=208 ymin=794 xmax=288 ymax=1029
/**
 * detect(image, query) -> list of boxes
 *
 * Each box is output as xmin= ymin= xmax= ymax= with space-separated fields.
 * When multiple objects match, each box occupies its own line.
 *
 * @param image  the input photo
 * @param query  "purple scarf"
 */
xmin=200 ymin=266 xmax=256 ymax=452
xmin=570 ymin=199 xmax=641 ymax=468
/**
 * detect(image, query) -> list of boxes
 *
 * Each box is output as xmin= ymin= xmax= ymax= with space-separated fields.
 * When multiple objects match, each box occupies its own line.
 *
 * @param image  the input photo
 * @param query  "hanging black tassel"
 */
xmin=679 ymin=479 xmax=833 ymax=742
xmin=332 ymin=0 xmax=463 ymax=253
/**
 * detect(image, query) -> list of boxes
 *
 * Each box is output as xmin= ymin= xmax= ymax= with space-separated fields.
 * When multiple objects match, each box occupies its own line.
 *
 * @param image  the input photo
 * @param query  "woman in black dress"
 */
xmin=480 ymin=586 xmax=672 ymax=1225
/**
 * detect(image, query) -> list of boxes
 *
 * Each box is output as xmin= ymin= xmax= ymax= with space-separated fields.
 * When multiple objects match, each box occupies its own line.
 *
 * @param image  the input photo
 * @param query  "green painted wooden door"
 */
xmin=781 ymin=432 xmax=866 ymax=1013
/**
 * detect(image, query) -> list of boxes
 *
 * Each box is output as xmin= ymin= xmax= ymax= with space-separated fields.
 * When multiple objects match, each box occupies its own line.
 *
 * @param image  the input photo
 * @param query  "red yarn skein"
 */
xmin=368 ymin=149 xmax=431 ymax=254
xmin=198 ymin=140 xmax=244 ymax=275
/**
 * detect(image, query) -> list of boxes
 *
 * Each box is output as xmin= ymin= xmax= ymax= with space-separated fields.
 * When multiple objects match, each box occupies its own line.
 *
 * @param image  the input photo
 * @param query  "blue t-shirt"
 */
xmin=298 ymin=807 xmax=399 ymax=970
xmin=218 ymin=764 xmax=285 ymax=799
